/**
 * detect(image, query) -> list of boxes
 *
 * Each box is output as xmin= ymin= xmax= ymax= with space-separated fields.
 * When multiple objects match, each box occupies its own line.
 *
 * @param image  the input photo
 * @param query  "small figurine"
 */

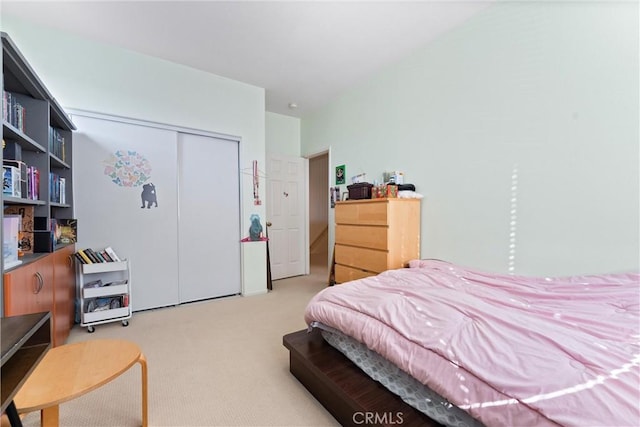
xmin=249 ymin=214 xmax=263 ymax=241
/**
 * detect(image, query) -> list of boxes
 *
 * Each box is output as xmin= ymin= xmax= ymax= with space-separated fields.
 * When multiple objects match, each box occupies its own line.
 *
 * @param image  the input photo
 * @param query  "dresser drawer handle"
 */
xmin=33 ymin=272 xmax=44 ymax=294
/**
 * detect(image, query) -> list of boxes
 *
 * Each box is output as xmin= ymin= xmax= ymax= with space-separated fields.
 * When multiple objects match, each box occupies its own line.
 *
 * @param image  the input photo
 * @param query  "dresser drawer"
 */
xmin=335 ymin=225 xmax=388 ymax=250
xmin=335 ymin=264 xmax=376 ymax=284
xmin=335 ymin=200 xmax=388 ymax=226
xmin=335 ymin=244 xmax=387 ymax=273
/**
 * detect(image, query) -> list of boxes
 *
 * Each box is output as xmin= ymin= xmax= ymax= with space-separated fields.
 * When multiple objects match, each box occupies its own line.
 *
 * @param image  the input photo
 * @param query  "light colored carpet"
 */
xmin=20 ymin=257 xmax=338 ymax=427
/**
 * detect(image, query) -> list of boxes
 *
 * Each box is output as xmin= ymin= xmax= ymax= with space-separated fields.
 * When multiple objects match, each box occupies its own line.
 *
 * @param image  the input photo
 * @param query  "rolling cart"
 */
xmin=77 ymin=259 xmax=132 ymax=333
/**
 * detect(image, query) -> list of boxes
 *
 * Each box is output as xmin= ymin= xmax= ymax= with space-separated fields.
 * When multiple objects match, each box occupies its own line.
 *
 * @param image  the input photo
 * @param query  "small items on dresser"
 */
xmin=346 ymin=183 xmax=374 ymax=200
xmin=372 ymin=183 xmax=398 ymax=199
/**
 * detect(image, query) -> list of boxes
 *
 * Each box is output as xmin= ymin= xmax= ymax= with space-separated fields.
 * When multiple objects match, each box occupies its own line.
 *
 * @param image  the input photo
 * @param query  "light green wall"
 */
xmin=2 ymin=17 xmax=268 ymax=295
xmin=302 ymin=2 xmax=639 ymax=276
xmin=266 ymin=111 xmax=301 ymax=157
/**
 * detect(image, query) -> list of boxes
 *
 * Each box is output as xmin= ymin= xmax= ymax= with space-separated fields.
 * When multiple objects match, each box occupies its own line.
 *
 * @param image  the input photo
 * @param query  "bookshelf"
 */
xmin=2 ymin=31 xmax=76 ymax=335
xmin=2 ymin=31 xmax=75 ymax=252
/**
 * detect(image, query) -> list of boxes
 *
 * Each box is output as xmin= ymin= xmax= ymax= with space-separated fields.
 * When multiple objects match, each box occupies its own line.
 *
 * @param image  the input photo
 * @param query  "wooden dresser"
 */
xmin=334 ymin=198 xmax=421 ymax=284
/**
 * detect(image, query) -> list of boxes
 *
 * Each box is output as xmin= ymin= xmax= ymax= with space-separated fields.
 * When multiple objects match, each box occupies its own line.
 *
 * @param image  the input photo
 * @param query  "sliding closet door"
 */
xmin=178 ymin=133 xmax=241 ymax=302
xmin=72 ymin=114 xmax=180 ymax=310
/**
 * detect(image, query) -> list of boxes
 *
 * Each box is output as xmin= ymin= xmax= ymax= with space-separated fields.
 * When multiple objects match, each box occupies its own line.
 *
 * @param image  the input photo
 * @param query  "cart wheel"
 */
xmin=122 ymin=320 xmax=129 ymax=327
xmin=87 ymin=326 xmax=95 ymax=333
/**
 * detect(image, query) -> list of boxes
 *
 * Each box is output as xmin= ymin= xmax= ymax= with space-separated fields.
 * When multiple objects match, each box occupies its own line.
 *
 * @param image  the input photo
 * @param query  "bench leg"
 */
xmin=137 ymin=353 xmax=148 ymax=427
xmin=40 ymin=405 xmax=58 ymax=427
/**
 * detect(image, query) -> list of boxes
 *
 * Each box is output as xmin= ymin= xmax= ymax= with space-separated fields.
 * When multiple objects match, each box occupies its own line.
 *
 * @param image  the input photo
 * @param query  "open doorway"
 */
xmin=307 ymin=151 xmax=329 ymax=279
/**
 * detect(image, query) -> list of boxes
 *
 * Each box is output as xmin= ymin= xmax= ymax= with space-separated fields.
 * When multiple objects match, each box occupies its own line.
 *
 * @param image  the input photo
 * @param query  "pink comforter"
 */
xmin=304 ymin=260 xmax=640 ymax=427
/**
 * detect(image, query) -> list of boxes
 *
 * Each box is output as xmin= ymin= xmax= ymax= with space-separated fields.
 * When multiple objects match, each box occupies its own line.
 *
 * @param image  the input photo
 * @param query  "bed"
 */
xmin=283 ymin=259 xmax=640 ymax=427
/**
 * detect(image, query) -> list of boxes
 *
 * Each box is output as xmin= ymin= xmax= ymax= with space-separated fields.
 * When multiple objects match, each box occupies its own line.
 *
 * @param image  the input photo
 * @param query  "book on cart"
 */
xmin=104 ymin=246 xmax=121 ymax=262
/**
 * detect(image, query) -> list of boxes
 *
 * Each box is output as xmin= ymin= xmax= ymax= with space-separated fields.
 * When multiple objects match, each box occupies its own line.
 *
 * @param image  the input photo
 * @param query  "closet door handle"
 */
xmin=67 ymin=255 xmax=74 ymax=268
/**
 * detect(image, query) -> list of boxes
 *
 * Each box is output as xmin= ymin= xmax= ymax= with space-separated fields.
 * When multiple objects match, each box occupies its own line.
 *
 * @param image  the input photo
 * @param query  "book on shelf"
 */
xmin=74 ymin=252 xmax=87 ymax=264
xmin=84 ymin=248 xmax=101 ymax=263
xmin=100 ymin=250 xmax=113 ymax=262
xmin=2 ymin=91 xmax=27 ymax=133
xmin=104 ymin=246 xmax=122 ymax=262
xmin=77 ymin=249 xmax=92 ymax=264
xmin=28 ymin=166 xmax=40 ymax=200
xmin=3 ymin=160 xmax=28 ymax=200
xmin=49 ymin=172 xmax=65 ymax=204
xmin=3 ymin=164 xmax=21 ymax=198
xmin=75 ymin=246 xmax=124 ymax=263
xmin=55 ymin=218 xmax=77 ymax=245
xmin=59 ymin=177 xmax=66 ymax=204
xmin=94 ymin=250 xmax=107 ymax=263
xmin=48 ymin=126 xmax=66 ymax=163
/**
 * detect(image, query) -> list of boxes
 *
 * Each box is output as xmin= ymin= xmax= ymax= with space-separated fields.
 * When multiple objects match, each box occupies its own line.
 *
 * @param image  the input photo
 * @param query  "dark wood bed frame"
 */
xmin=283 ymin=328 xmax=443 ymax=427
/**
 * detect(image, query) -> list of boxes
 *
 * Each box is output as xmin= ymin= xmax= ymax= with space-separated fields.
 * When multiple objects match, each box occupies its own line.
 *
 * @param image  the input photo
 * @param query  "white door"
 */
xmin=266 ymin=154 xmax=307 ymax=280
xmin=178 ymin=133 xmax=241 ymax=302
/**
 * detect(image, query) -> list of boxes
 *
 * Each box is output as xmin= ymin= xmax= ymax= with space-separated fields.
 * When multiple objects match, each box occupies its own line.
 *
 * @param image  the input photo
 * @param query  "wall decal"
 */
xmin=141 ymin=183 xmax=158 ymax=209
xmin=104 ymin=150 xmax=158 ymax=209
xmin=103 ymin=150 xmax=152 ymax=187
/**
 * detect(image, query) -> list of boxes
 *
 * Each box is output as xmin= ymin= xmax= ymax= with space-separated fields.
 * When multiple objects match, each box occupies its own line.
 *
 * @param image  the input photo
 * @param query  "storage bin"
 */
xmin=347 ymin=183 xmax=373 ymax=200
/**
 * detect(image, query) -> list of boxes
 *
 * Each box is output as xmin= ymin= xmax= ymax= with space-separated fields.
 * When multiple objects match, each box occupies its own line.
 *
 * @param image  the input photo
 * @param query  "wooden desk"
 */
xmin=14 ymin=339 xmax=147 ymax=427
xmin=1 ymin=312 xmax=52 ymax=427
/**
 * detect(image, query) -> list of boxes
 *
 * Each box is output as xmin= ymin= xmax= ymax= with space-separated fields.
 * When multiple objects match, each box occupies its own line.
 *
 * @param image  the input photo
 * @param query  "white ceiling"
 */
xmin=2 ymin=1 xmax=493 ymax=118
